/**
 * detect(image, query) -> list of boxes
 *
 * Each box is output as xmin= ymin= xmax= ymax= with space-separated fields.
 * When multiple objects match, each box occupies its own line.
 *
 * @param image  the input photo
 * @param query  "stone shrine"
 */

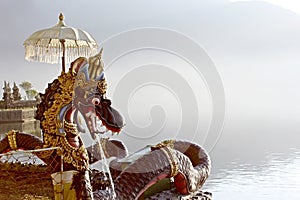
xmin=0 ymin=81 xmax=41 ymax=138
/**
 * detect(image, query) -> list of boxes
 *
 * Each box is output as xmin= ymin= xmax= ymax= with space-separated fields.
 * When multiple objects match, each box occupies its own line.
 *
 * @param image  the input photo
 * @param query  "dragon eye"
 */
xmin=91 ymin=98 xmax=100 ymax=105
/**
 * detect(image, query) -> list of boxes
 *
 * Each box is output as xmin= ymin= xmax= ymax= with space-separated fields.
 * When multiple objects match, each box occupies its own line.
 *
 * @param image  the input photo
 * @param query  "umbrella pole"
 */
xmin=60 ymin=39 xmax=66 ymax=73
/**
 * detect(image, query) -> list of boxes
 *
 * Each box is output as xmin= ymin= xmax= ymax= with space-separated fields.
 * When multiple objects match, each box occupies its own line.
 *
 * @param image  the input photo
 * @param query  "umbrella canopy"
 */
xmin=24 ymin=13 xmax=98 ymax=72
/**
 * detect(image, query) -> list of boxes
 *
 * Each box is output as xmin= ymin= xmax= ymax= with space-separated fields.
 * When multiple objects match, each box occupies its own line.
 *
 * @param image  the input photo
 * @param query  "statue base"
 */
xmin=146 ymin=189 xmax=212 ymax=200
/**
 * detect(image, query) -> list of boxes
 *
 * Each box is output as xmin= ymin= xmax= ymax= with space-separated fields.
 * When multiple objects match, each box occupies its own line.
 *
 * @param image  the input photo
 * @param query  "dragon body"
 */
xmin=0 ymin=50 xmax=211 ymax=199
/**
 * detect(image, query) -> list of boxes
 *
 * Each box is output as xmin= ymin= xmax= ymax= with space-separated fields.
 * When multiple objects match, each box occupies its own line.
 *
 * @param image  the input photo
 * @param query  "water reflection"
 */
xmin=204 ymin=149 xmax=300 ymax=199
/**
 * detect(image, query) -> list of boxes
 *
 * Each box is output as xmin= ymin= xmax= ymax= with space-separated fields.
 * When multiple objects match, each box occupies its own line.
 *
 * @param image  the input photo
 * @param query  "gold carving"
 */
xmin=42 ymin=71 xmax=89 ymax=171
xmin=160 ymin=146 xmax=179 ymax=177
xmin=38 ymin=50 xmax=108 ymax=171
xmin=74 ymin=71 xmax=107 ymax=95
xmin=151 ymin=139 xmax=175 ymax=150
xmin=34 ymin=145 xmax=54 ymax=159
xmin=7 ymin=130 xmax=18 ymax=150
xmin=64 ymin=120 xmax=78 ymax=136
xmin=151 ymin=140 xmax=178 ymax=177
xmin=97 ymin=79 xmax=107 ymax=95
xmin=59 ymin=13 xmax=64 ymax=21
xmin=60 ymin=137 xmax=89 ymax=171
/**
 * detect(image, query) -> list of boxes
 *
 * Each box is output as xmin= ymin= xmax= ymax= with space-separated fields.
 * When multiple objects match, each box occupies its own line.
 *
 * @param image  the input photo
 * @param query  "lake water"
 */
xmin=2 ymin=114 xmax=299 ymax=199
xmin=204 ymin=148 xmax=300 ymax=199
xmin=3 ymin=141 xmax=299 ymax=200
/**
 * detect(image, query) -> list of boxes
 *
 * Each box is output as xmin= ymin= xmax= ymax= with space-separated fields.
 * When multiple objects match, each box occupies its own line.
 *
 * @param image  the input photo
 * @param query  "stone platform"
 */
xmin=146 ymin=189 xmax=212 ymax=200
xmin=0 ymin=108 xmax=41 ymax=137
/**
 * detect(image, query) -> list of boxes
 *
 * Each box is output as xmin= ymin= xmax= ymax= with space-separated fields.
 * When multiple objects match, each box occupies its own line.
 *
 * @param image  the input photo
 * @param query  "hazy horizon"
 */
xmin=1 ymin=0 xmax=299 ymax=150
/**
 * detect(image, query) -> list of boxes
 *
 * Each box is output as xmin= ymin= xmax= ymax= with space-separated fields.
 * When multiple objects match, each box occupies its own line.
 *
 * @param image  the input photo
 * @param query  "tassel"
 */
xmin=24 ymin=39 xmax=97 ymax=64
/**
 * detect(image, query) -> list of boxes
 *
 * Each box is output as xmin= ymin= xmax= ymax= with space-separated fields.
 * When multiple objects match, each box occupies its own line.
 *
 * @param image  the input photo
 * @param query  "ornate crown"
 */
xmin=74 ymin=48 xmax=107 ymax=96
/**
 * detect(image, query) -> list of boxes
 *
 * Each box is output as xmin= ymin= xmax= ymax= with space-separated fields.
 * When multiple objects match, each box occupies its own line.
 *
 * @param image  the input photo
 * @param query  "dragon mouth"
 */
xmin=76 ymin=99 xmax=124 ymax=139
xmin=84 ymin=110 xmax=120 ymax=136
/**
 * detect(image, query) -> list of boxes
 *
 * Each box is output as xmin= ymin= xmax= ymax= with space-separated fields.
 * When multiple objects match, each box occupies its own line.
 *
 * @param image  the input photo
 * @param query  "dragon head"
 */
xmin=71 ymin=49 xmax=125 ymax=138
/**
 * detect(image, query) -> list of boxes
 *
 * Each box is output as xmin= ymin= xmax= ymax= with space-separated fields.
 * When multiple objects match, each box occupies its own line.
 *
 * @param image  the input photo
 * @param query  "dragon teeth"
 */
xmin=97 ymin=120 xmax=102 ymax=126
xmin=98 ymin=125 xmax=106 ymax=132
xmin=85 ymin=111 xmax=92 ymax=118
xmin=96 ymin=120 xmax=102 ymax=132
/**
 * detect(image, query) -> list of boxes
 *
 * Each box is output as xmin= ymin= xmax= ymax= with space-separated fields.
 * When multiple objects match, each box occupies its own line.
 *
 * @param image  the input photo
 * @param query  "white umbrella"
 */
xmin=24 ymin=13 xmax=98 ymax=72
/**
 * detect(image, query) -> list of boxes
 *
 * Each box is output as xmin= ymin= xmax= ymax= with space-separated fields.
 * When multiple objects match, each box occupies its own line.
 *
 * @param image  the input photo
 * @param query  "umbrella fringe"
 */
xmin=24 ymin=45 xmax=97 ymax=65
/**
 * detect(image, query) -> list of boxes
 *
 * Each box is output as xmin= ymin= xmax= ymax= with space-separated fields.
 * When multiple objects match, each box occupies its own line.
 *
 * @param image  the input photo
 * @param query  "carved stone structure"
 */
xmin=0 ymin=82 xmax=40 ymax=138
xmin=2 ymin=81 xmax=13 ymax=104
xmin=0 ymin=109 xmax=41 ymax=138
xmin=1 ymin=81 xmax=39 ymax=109
xmin=12 ymin=82 xmax=21 ymax=101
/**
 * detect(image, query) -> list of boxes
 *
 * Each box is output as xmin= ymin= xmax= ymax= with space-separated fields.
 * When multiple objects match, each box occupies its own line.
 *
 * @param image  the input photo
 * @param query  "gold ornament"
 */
xmin=151 ymin=139 xmax=175 ymax=150
xmin=151 ymin=140 xmax=178 ymax=177
xmin=160 ymin=146 xmax=179 ymax=178
xmin=74 ymin=71 xmax=107 ymax=96
xmin=42 ymin=71 xmax=89 ymax=171
xmin=7 ymin=130 xmax=18 ymax=150
xmin=64 ymin=120 xmax=78 ymax=136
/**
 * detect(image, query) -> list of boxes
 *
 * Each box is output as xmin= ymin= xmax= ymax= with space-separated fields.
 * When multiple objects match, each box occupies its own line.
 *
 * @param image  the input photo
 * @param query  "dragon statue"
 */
xmin=0 ymin=50 xmax=211 ymax=200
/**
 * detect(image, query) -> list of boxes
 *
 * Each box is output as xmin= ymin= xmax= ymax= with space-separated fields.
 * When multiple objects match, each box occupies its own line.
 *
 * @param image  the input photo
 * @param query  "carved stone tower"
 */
xmin=12 ymin=82 xmax=21 ymax=101
xmin=2 ymin=81 xmax=13 ymax=103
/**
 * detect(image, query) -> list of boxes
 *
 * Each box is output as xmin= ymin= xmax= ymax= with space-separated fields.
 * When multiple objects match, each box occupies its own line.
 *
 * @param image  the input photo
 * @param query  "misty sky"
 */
xmin=231 ymin=0 xmax=300 ymax=14
xmin=1 ymin=0 xmax=300 ymax=152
